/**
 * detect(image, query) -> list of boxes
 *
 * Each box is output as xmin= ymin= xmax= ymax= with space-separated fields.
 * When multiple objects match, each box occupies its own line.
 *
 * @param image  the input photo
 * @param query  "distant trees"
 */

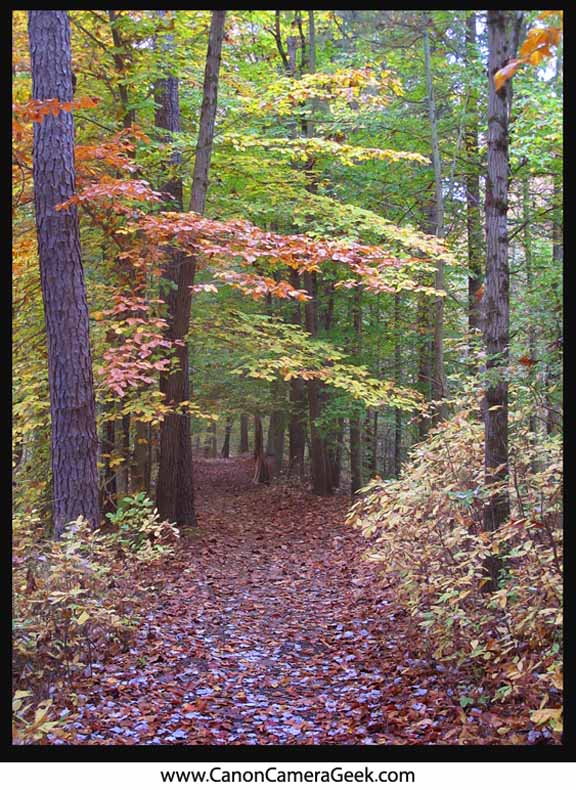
xmin=28 ymin=10 xmax=100 ymax=536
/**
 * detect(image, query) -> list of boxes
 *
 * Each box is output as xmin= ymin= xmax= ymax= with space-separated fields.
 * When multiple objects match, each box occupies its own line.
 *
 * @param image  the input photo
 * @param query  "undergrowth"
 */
xmin=12 ymin=496 xmax=178 ymax=743
xmin=348 ymin=391 xmax=562 ymax=738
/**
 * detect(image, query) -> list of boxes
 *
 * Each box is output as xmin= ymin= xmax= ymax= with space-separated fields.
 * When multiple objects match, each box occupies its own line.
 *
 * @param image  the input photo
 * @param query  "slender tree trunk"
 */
xmin=239 ymin=414 xmax=250 ymax=453
xmin=221 ymin=417 xmax=232 ymax=458
xmin=330 ymin=418 xmax=345 ymax=489
xmin=253 ymin=415 xmax=270 ymax=484
xmin=132 ymin=421 xmax=151 ymax=493
xmin=287 ymin=270 xmax=307 ymax=480
xmin=349 ymin=287 xmax=363 ymax=496
xmin=101 ymin=420 xmax=117 ymax=515
xmin=303 ymin=272 xmax=333 ymax=496
xmin=423 ymin=19 xmax=448 ymax=423
xmin=465 ymin=12 xmax=484 ymax=334
xmin=108 ymin=10 xmax=135 ymax=130
xmin=522 ymin=177 xmax=538 ymax=437
xmin=394 ymin=293 xmax=403 ymax=477
xmin=28 ymin=11 xmax=100 ymax=536
xmin=371 ymin=411 xmax=379 ymax=474
xmin=116 ymin=415 xmax=130 ymax=495
xmin=156 ymin=10 xmax=226 ymax=527
xmin=483 ymin=10 xmax=522 ymax=590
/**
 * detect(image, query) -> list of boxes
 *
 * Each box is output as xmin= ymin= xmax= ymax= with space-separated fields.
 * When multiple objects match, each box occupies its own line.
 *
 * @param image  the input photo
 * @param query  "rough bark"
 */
xmin=156 ymin=10 xmax=226 ymax=527
xmin=483 ymin=10 xmax=522 ymax=590
xmin=28 ymin=10 xmax=100 ymax=536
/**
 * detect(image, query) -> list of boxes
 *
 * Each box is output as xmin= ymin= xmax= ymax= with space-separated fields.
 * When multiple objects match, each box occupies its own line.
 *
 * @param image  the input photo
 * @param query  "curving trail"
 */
xmin=56 ymin=458 xmax=523 ymax=745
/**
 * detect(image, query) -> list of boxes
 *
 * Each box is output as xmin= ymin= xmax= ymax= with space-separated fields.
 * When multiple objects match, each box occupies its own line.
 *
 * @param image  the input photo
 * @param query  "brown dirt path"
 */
xmin=55 ymin=458 xmax=518 ymax=745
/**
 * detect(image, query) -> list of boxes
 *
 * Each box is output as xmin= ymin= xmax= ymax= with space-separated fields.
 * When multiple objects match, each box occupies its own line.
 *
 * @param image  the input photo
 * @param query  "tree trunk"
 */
xmin=221 ymin=417 xmax=232 ymax=458
xmin=371 ymin=411 xmax=379 ymax=474
xmin=204 ymin=421 xmax=217 ymax=458
xmin=253 ymin=415 xmax=270 ymax=484
xmin=156 ymin=10 xmax=226 ymax=527
xmin=465 ymin=12 xmax=484 ymax=334
xmin=116 ymin=415 xmax=130 ymax=495
xmin=349 ymin=287 xmax=363 ymax=496
xmin=28 ymin=10 xmax=100 ymax=536
xmin=108 ymin=10 xmax=135 ymax=129
xmin=266 ymin=405 xmax=286 ymax=476
xmin=330 ymin=418 xmax=345 ymax=489
xmin=522 ymin=177 xmax=538 ymax=438
xmin=101 ymin=419 xmax=117 ymax=516
xmin=394 ymin=293 xmax=403 ymax=477
xmin=303 ymin=272 xmax=333 ymax=496
xmin=423 ymin=19 xmax=448 ymax=423
xmin=287 ymin=271 xmax=307 ymax=480
xmin=483 ymin=10 xmax=522 ymax=590
xmin=239 ymin=413 xmax=250 ymax=453
xmin=546 ymin=52 xmax=562 ymax=436
xmin=132 ymin=420 xmax=151 ymax=493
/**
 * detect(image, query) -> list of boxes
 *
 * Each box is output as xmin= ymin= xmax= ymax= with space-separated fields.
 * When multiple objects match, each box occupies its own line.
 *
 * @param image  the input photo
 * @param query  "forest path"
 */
xmin=58 ymin=458 xmax=500 ymax=745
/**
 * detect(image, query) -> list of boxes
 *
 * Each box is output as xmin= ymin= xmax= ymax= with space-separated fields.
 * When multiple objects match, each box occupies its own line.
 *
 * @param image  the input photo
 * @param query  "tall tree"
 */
xmin=349 ymin=287 xmax=363 ymax=495
xmin=483 ymin=9 xmax=522 ymax=589
xmin=423 ymin=15 xmax=448 ymax=423
xmin=28 ymin=10 xmax=100 ymax=536
xmin=156 ymin=10 xmax=226 ymax=527
xmin=465 ymin=11 xmax=484 ymax=334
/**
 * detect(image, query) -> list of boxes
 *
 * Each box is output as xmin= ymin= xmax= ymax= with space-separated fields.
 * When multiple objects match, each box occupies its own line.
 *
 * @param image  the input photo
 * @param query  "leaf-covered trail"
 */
xmin=58 ymin=458 xmax=518 ymax=745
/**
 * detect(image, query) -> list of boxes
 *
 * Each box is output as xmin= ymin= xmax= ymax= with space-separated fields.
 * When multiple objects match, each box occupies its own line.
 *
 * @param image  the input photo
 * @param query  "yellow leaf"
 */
xmin=77 ymin=610 xmax=90 ymax=625
xmin=13 ymin=690 xmax=33 ymax=700
xmin=530 ymin=708 xmax=562 ymax=725
xmin=91 ymin=311 xmax=105 ymax=321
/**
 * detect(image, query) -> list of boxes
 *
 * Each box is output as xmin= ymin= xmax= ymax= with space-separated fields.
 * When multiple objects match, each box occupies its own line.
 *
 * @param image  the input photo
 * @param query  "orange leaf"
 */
xmin=494 ymin=60 xmax=522 ymax=92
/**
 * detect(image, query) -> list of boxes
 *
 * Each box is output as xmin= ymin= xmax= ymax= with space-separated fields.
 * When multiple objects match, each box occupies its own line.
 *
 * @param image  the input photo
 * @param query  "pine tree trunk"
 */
xmin=28 ymin=10 xmax=100 ymax=536
xmin=483 ymin=10 xmax=522 ymax=590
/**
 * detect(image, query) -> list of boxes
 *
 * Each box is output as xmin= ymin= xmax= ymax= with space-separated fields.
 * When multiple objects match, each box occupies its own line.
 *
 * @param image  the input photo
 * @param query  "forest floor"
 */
xmin=53 ymin=457 xmax=535 ymax=746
